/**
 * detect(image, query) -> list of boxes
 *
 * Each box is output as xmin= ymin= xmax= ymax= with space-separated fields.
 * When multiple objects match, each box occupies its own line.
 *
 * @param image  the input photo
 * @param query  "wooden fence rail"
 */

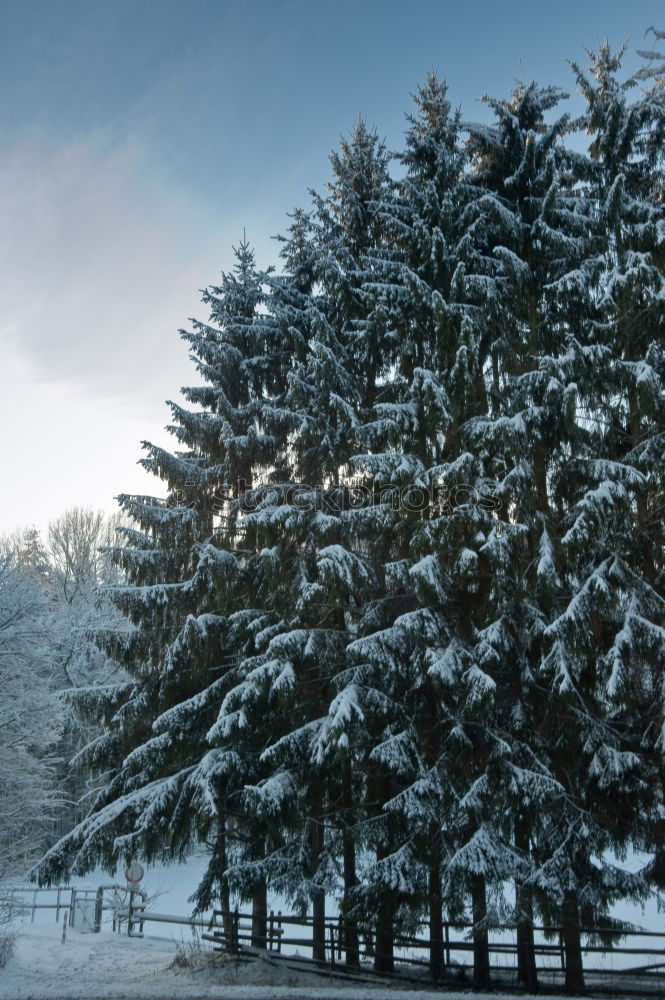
xmin=200 ymin=907 xmax=665 ymax=982
xmin=11 ymin=886 xmax=664 ymax=989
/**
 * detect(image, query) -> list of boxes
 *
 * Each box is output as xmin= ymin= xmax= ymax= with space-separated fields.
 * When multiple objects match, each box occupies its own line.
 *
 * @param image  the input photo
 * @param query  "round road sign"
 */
xmin=124 ymin=861 xmax=144 ymax=883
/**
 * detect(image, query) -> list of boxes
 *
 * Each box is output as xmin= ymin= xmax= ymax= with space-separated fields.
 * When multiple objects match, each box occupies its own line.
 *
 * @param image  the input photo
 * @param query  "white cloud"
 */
xmin=0 ymin=135 xmax=247 ymax=532
xmin=0 ymin=330 xmax=177 ymax=534
xmin=0 ymin=136 xmax=232 ymax=413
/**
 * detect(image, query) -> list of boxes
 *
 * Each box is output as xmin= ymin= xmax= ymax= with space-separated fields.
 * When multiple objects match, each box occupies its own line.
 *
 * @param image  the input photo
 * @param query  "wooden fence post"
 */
xmin=232 ymin=905 xmax=239 ymax=953
xmin=94 ymin=886 xmax=104 ymax=933
xmin=127 ymin=890 xmax=135 ymax=936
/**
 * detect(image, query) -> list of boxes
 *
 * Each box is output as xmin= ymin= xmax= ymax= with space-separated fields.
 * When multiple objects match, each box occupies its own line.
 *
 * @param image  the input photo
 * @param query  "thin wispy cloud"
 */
xmin=0 ymin=137 xmax=231 ymax=410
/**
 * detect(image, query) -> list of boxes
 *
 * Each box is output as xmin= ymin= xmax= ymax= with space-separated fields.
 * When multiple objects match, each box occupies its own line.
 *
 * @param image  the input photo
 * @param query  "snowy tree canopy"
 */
xmin=33 ymin=35 xmax=665 ymax=992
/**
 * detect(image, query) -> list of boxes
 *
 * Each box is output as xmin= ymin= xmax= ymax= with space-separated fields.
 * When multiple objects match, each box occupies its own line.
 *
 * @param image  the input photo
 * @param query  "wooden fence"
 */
xmin=11 ymin=886 xmax=665 ymax=990
xmin=200 ymin=907 xmax=665 ymax=986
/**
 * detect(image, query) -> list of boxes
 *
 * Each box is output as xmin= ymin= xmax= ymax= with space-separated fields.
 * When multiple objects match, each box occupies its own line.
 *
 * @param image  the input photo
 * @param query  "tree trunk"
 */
xmin=562 ymin=890 xmax=584 ymax=991
xmin=341 ymin=760 xmax=359 ymax=967
xmin=216 ymin=805 xmax=233 ymax=951
xmin=251 ymin=876 xmax=267 ymax=949
xmin=373 ymin=768 xmax=396 ymax=974
xmin=342 ymin=830 xmax=359 ymax=967
xmin=421 ymin=683 xmax=443 ymax=982
xmin=310 ymin=819 xmax=326 ymax=962
xmin=514 ymin=817 xmax=537 ymax=989
xmin=428 ymin=849 xmax=444 ymax=982
xmin=312 ymin=888 xmax=326 ymax=962
xmin=374 ymin=841 xmax=395 ymax=973
xmin=374 ymin=900 xmax=395 ymax=972
xmin=471 ymin=877 xmax=490 ymax=989
xmin=250 ymin=833 xmax=267 ymax=949
xmin=516 ymin=893 xmax=537 ymax=988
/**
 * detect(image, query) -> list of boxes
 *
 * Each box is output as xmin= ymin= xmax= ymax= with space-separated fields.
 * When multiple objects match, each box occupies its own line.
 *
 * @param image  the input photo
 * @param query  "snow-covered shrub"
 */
xmin=0 ymin=892 xmax=21 ymax=967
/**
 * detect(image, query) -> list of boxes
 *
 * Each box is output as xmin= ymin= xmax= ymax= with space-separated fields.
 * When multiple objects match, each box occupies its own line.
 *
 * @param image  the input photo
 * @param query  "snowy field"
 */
xmin=0 ymin=921 xmax=619 ymax=1000
xmin=1 ymin=852 xmax=658 ymax=1000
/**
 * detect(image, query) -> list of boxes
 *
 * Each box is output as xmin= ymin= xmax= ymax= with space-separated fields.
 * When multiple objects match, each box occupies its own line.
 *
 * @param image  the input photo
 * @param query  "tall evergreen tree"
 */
xmin=32 ymin=41 xmax=665 ymax=992
xmin=36 ymin=241 xmax=279 ymax=927
xmin=214 ymin=120 xmax=395 ymax=966
xmin=539 ymin=44 xmax=665 ymax=981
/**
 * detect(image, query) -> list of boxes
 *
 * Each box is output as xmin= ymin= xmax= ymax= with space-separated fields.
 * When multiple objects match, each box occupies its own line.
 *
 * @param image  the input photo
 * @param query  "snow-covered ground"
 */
xmin=0 ymin=920 xmax=621 ymax=1000
xmin=0 ymin=852 xmax=656 ymax=1000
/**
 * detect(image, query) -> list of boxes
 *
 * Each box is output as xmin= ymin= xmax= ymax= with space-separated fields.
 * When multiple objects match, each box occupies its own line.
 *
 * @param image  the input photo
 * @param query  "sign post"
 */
xmin=124 ymin=862 xmax=145 ymax=937
xmin=124 ymin=861 xmax=144 ymax=891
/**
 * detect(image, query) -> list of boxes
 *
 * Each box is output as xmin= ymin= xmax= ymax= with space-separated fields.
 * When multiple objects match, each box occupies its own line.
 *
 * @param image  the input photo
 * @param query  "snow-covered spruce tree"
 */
xmin=334 ymin=74 xmax=489 ymax=982
xmin=390 ymin=75 xmax=509 ymax=988
xmin=34 ymin=240 xmax=285 ymax=933
xmin=302 ymin=120 xmax=422 ymax=973
xmin=514 ymin=44 xmax=665 ymax=991
xmin=211 ymin=121 xmax=397 ymax=967
xmin=458 ymin=60 xmax=663 ymax=991
xmin=305 ymin=120 xmax=402 ymax=971
xmin=453 ymin=79 xmax=608 ymax=990
xmin=201 ymin=217 xmax=331 ymax=948
xmin=342 ymin=75 xmax=581 ymax=989
xmin=570 ymin=39 xmax=665 ymax=627
xmin=535 ymin=41 xmax=665 ymax=970
xmin=29 ymin=51 xmax=663 ymax=985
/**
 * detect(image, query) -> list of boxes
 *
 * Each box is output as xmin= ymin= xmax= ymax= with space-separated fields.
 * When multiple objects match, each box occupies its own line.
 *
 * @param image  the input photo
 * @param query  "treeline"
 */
xmin=0 ymin=511 xmax=127 ymax=874
xmin=37 ymin=38 xmax=664 ymax=991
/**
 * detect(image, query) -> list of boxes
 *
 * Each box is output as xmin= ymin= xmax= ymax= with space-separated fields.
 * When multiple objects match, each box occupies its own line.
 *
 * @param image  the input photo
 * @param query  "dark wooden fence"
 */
xmin=201 ymin=908 xmax=665 ymax=988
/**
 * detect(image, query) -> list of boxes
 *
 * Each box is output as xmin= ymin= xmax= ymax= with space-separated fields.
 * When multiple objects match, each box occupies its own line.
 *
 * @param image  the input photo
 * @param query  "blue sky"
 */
xmin=1 ymin=0 xmax=662 ymax=531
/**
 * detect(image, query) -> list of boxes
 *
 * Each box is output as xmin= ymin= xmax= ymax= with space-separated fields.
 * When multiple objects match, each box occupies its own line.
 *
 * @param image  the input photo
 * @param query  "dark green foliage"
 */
xmin=36 ymin=33 xmax=665 ymax=991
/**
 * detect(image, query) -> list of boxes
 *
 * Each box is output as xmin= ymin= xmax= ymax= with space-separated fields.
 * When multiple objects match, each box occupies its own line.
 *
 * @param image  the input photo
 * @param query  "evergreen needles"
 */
xmin=36 ymin=39 xmax=665 ymax=992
